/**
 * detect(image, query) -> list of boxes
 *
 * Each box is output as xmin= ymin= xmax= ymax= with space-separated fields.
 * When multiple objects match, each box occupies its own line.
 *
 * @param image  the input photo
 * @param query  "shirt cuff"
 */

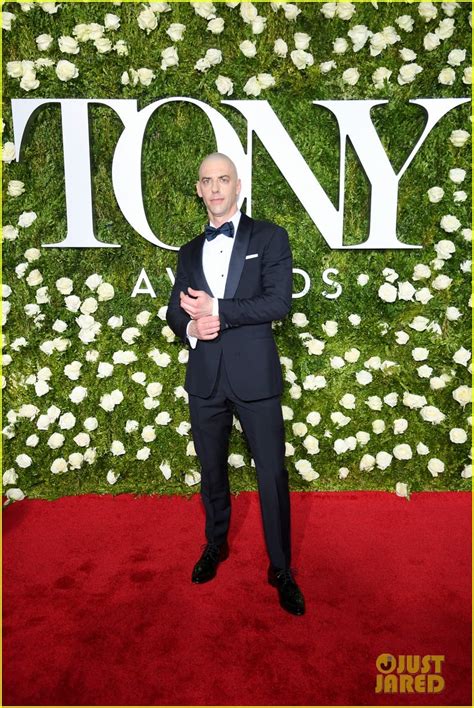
xmin=186 ymin=320 xmax=197 ymax=349
xmin=212 ymin=297 xmax=219 ymax=316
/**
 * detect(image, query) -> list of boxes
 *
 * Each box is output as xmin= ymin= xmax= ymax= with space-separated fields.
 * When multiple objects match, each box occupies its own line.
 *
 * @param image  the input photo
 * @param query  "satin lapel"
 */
xmin=224 ymin=213 xmax=252 ymax=299
xmin=190 ymin=233 xmax=213 ymax=296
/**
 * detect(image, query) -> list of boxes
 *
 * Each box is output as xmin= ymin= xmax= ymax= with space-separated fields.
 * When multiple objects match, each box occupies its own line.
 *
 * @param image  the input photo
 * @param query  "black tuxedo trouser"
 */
xmin=188 ymin=352 xmax=291 ymax=570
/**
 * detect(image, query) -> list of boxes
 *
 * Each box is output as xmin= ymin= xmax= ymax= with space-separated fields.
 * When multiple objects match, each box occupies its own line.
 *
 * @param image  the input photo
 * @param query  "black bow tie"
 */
xmin=204 ymin=221 xmax=235 ymax=241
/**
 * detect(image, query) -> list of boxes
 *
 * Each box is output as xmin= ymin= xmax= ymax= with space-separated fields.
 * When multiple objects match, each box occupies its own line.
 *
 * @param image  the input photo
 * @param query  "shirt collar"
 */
xmin=209 ymin=209 xmax=241 ymax=235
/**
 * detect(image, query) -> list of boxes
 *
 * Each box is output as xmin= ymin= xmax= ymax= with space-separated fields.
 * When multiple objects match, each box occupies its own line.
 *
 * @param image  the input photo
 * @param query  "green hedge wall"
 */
xmin=1 ymin=0 xmax=472 ymax=502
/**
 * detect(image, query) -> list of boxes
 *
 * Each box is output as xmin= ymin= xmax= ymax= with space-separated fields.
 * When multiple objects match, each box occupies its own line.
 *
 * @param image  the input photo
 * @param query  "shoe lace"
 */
xmin=201 ymin=542 xmax=221 ymax=562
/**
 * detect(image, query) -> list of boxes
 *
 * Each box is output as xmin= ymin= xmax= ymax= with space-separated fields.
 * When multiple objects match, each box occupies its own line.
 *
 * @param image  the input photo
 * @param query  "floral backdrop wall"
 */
xmin=1 ymin=0 xmax=472 ymax=504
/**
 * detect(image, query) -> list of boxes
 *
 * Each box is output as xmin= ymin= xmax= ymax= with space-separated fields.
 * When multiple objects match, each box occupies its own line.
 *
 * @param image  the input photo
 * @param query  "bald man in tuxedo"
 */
xmin=166 ymin=153 xmax=305 ymax=615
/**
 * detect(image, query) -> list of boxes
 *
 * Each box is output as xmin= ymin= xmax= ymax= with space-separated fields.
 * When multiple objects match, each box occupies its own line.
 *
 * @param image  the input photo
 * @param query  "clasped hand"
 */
xmin=180 ymin=287 xmax=220 ymax=340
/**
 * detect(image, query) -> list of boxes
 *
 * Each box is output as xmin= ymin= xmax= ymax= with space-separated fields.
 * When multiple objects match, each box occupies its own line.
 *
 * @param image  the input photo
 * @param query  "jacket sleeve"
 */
xmin=218 ymin=227 xmax=293 ymax=328
xmin=166 ymin=247 xmax=192 ymax=345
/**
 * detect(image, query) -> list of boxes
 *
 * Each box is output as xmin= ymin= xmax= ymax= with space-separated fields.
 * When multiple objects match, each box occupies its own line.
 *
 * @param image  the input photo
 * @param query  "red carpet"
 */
xmin=2 ymin=491 xmax=471 ymax=706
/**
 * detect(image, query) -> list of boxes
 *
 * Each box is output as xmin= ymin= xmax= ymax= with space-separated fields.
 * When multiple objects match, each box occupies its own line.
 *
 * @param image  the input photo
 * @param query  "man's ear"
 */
xmin=196 ymin=181 xmax=202 ymax=198
xmin=236 ymin=177 xmax=241 ymax=199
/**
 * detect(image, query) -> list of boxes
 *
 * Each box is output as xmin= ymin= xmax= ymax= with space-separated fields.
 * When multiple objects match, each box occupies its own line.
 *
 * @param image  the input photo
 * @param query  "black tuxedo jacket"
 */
xmin=166 ymin=213 xmax=293 ymax=400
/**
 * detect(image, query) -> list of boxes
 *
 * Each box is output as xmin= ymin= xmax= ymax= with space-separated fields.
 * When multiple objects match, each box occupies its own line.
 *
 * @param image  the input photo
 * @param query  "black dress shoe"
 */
xmin=268 ymin=566 xmax=306 ymax=615
xmin=192 ymin=540 xmax=229 ymax=584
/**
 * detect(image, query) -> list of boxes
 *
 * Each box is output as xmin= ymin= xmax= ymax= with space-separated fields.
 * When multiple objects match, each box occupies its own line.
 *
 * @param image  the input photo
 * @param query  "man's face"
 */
xmin=196 ymin=157 xmax=241 ymax=225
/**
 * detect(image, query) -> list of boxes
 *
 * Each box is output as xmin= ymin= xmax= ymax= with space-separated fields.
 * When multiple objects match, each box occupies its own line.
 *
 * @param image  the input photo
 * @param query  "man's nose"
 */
xmin=211 ymin=180 xmax=220 ymax=192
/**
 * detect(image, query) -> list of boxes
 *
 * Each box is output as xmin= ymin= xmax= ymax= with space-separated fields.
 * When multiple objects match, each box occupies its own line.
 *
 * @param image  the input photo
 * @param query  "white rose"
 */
xmin=166 ymin=23 xmax=186 ymax=41
xmin=347 ymin=25 xmax=371 ymax=51
xmin=428 ymin=458 xmax=445 ymax=476
xmin=191 ymin=2 xmax=216 ymax=19
xmin=58 ymin=36 xmax=80 ymax=54
xmin=398 ymin=281 xmax=415 ymax=301
xmin=393 ymin=418 xmax=408 ymax=434
xmin=369 ymin=32 xmax=387 ymax=57
xmin=320 ymin=60 xmax=336 ymax=73
xmin=16 ymin=453 xmax=32 ymax=468
xmin=305 ymin=339 xmax=325 ymax=355
xmin=295 ymin=459 xmax=319 ymax=482
xmin=7 ymin=61 xmax=23 ymax=78
xmin=320 ymin=3 xmax=337 ymax=19
xmin=424 ymin=32 xmax=440 ymax=51
xmin=336 ymin=2 xmax=356 ymax=20
xmin=51 ymin=458 xmax=68 ymax=474
xmin=440 ymin=214 xmax=463 ymax=236
xmin=306 ymin=411 xmax=321 ymax=426
xmin=156 ymin=411 xmax=171 ymax=425
xmin=420 ymin=405 xmax=446 ymax=424
xmin=240 ymin=1 xmax=258 ymax=23
xmin=228 ymin=453 xmax=245 ymax=468
xmin=292 ymin=422 xmax=307 ymax=437
xmin=462 ymin=67 xmax=472 ymax=85
xmin=438 ymin=67 xmax=456 ymax=85
xmin=138 ymin=9 xmax=158 ymax=33
xmin=447 ymin=48 xmax=466 ymax=66
xmin=7 ymin=179 xmax=25 ymax=197
xmin=376 ymin=451 xmax=392 ymax=470
xmin=290 ymin=49 xmax=314 ymax=70
xmin=239 ymin=40 xmax=257 ymax=58
xmin=435 ymin=18 xmax=455 ymax=39
xmin=345 ymin=348 xmax=360 ymax=363
xmin=432 ymin=274 xmax=452 ymax=290
xmin=303 ymin=435 xmax=319 ymax=454
xmin=36 ymin=33 xmax=54 ymax=50
xmin=372 ymin=66 xmax=392 ymax=88
xmin=333 ymin=37 xmax=348 ymax=54
xmin=292 ymin=312 xmax=308 ymax=327
xmin=398 ymin=63 xmax=423 ymax=85
xmin=56 ymin=60 xmax=79 ymax=82
xmin=204 ymin=48 xmax=222 ymax=66
xmin=294 ymin=32 xmax=311 ymax=50
xmin=393 ymin=443 xmax=412 ymax=460
xmin=2 ymin=11 xmax=16 ymax=30
xmin=2 ymin=143 xmax=17 ymax=164
xmin=452 ymin=385 xmax=471 ymax=407
xmin=257 ymin=73 xmax=275 ymax=89
xmin=97 ymin=282 xmax=114 ymax=301
xmin=107 ymin=470 xmax=120 ymax=484
xmin=342 ymin=67 xmax=360 ymax=85
xmin=160 ymin=461 xmax=172 ymax=479
xmin=454 ymin=191 xmax=467 ymax=203
xmin=441 ymin=2 xmax=460 ymax=17
xmin=461 ymin=464 xmax=472 ymax=479
xmin=74 ymin=432 xmax=90 ymax=447
xmin=283 ymin=4 xmax=301 ymax=21
xmin=251 ymin=16 xmax=267 ymax=34
xmin=449 ymin=428 xmax=467 ymax=443
xmin=378 ymin=282 xmax=397 ymax=303
xmin=372 ymin=419 xmax=385 ymax=434
xmin=453 ymin=347 xmax=471 ymax=367
xmin=322 ymin=320 xmax=338 ymax=336
xmin=274 ymin=38 xmax=288 ymax=57
xmin=215 ymin=75 xmax=233 ymax=95
xmin=161 ymin=46 xmax=179 ymax=70
xmin=395 ymin=482 xmax=409 ymax=498
xmin=396 ymin=15 xmax=414 ymax=32
xmin=111 ymin=440 xmax=125 ymax=456
xmin=104 ymin=13 xmax=120 ymax=31
xmin=399 ymin=47 xmax=416 ymax=61
xmin=359 ymin=453 xmax=376 ymax=471
xmin=418 ymin=2 xmax=437 ymax=22
xmin=449 ymin=129 xmax=470 ymax=147
xmin=243 ymin=76 xmax=261 ymax=97
xmin=18 ymin=211 xmax=37 ymax=227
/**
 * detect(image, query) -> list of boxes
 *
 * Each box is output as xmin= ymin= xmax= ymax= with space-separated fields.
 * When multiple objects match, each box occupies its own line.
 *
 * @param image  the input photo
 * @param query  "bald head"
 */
xmin=198 ymin=152 xmax=238 ymax=181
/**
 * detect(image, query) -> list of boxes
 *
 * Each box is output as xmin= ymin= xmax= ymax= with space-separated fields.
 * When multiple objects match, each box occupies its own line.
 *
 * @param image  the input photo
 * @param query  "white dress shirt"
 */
xmin=186 ymin=210 xmax=241 ymax=348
